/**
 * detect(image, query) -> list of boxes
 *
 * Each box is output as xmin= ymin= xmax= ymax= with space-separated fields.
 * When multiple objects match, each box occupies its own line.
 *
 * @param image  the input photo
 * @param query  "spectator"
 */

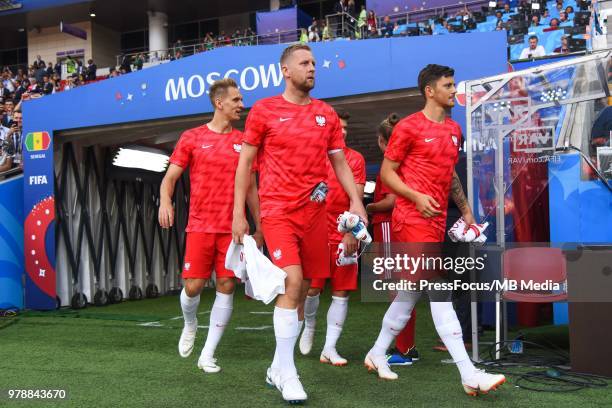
xmin=76 ymin=59 xmax=85 ymax=76
xmin=334 ymin=0 xmax=347 ymax=14
xmin=86 ymin=59 xmax=97 ymax=80
xmin=119 ymin=54 xmax=132 ymax=73
xmin=108 ymin=67 xmax=119 ymax=79
xmin=2 ymin=69 xmax=16 ymax=93
xmin=299 ymin=28 xmax=309 ymax=43
xmin=565 ymin=6 xmax=574 ymax=15
xmin=347 ymin=0 xmax=356 ymax=18
xmin=54 ymin=60 xmax=62 ymax=77
xmin=542 ymin=9 xmax=550 ymax=19
xmin=1 ymin=99 xmax=14 ymax=127
xmin=1 ymin=110 xmax=22 ymax=169
xmin=0 ymin=81 xmax=9 ymax=100
xmin=245 ymin=28 xmax=256 ymax=45
xmin=9 ymin=110 xmax=22 ymax=168
xmin=204 ymin=32 xmax=215 ymax=50
xmin=42 ymin=75 xmax=53 ymax=95
xmin=65 ymin=56 xmax=77 ymax=76
xmin=357 ymin=5 xmax=367 ymax=38
xmin=531 ymin=14 xmax=540 ymax=27
xmin=381 ymin=15 xmax=394 ymax=37
xmin=35 ymin=55 xmax=45 ymax=68
xmin=0 ymin=120 xmax=14 ymax=173
xmin=322 ymin=20 xmax=332 ymax=41
xmin=367 ymin=10 xmax=378 ymax=36
xmin=231 ymin=29 xmax=243 ymax=46
xmin=14 ymin=79 xmax=28 ymax=102
xmin=555 ymin=1 xmax=564 ymax=14
xmin=495 ymin=10 xmax=503 ymax=25
xmin=559 ymin=11 xmax=568 ymax=23
xmin=519 ymin=35 xmax=546 ymax=59
xmin=134 ymin=54 xmax=144 ymax=70
xmin=34 ymin=62 xmax=46 ymax=84
xmin=45 ymin=62 xmax=54 ymax=77
xmin=503 ymin=3 xmax=512 ymax=13
xmin=308 ymin=19 xmax=320 ymax=42
xmin=544 ymin=18 xmax=560 ymax=31
xmin=554 ymin=35 xmax=571 ymax=53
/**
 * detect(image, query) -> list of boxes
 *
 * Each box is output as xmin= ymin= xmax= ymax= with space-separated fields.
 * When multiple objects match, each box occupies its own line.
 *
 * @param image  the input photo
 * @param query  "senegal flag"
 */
xmin=25 ymin=132 xmax=51 ymax=152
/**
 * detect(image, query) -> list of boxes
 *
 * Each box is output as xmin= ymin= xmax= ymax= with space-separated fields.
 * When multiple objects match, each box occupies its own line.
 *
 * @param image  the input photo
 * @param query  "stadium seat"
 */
xmin=501 ymin=247 xmax=567 ymax=302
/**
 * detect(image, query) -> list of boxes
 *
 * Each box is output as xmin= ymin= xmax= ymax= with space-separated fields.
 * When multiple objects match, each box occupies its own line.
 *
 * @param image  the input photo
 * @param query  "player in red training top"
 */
xmin=364 ymin=65 xmax=505 ymax=396
xmin=366 ymin=113 xmax=419 ymax=367
xmin=158 ymin=78 xmax=261 ymax=374
xmin=298 ymin=108 xmax=365 ymax=366
xmin=232 ymin=44 xmax=367 ymax=404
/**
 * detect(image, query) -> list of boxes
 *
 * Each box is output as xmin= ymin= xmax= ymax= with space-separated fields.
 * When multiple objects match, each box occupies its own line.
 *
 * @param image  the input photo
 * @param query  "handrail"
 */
xmin=377 ymin=0 xmax=490 ymax=25
xmin=116 ymin=28 xmax=302 ymax=67
xmin=0 ymin=166 xmax=23 ymax=181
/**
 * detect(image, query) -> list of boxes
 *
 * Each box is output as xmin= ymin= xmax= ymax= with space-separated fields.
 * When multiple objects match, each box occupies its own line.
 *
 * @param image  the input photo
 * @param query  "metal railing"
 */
xmin=324 ymin=12 xmax=360 ymax=39
xmin=377 ymin=0 xmax=491 ymax=26
xmin=0 ymin=166 xmax=23 ymax=181
xmin=116 ymin=29 xmax=301 ymax=68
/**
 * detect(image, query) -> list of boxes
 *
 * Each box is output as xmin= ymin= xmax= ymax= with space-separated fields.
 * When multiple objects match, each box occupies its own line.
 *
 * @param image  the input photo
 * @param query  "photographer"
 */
xmin=2 ymin=110 xmax=23 ymax=169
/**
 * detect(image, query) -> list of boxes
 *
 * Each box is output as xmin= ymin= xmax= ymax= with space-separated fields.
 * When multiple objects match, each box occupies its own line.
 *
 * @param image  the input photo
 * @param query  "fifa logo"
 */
xmin=315 ymin=115 xmax=326 ymax=127
xmin=184 ymin=262 xmax=191 ymax=271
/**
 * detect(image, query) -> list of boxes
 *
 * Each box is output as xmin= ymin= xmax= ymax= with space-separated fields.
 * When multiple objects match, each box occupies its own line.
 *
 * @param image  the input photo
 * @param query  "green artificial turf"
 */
xmin=1 ymin=288 xmax=610 ymax=407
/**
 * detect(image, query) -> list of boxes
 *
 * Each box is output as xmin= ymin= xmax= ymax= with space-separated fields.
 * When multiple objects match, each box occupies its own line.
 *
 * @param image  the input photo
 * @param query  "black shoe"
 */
xmin=406 ymin=346 xmax=420 ymax=361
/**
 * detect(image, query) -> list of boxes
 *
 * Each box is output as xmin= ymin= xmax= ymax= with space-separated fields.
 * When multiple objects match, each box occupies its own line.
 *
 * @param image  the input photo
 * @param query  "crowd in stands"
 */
xmin=0 ymin=0 xmax=594 ymax=179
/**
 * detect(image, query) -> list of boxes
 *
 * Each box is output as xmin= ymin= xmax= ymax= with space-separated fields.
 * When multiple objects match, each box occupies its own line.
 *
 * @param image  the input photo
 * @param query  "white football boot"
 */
xmin=178 ymin=320 xmax=197 ymax=357
xmin=197 ymin=356 xmax=221 ymax=373
xmin=278 ymin=375 xmax=307 ymax=404
xmin=320 ymin=348 xmax=348 ymax=366
xmin=364 ymin=352 xmax=398 ymax=380
xmin=298 ymin=325 xmax=315 ymax=355
xmin=462 ymin=369 xmax=506 ymax=396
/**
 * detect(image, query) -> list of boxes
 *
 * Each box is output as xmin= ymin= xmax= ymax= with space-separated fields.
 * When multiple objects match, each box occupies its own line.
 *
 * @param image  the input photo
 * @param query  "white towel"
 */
xmin=448 ymin=217 xmax=489 ymax=244
xmin=225 ymin=235 xmax=286 ymax=304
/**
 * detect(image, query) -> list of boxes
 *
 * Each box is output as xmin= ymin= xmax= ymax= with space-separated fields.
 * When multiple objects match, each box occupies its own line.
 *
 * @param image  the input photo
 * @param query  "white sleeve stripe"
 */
xmin=328 ymin=149 xmax=342 ymax=154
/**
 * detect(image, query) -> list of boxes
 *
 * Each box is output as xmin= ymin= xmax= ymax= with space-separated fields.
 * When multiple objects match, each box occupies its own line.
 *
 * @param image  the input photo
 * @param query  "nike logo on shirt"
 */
xmin=279 ymin=117 xmax=292 ymax=122
xmin=424 ymin=138 xmax=436 ymax=143
xmin=201 ymin=144 xmax=213 ymax=149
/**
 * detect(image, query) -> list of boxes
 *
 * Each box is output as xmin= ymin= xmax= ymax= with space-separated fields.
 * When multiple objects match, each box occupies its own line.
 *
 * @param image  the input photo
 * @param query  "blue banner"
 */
xmin=22 ymin=131 xmax=56 ymax=310
xmin=0 ymin=175 xmax=24 ymax=310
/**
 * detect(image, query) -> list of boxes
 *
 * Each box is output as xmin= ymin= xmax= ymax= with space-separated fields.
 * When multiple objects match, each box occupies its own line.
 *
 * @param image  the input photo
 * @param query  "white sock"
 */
xmin=371 ymin=290 xmax=420 ymax=356
xmin=273 ymin=306 xmax=299 ymax=379
xmin=272 ymin=320 xmax=302 ymax=370
xmin=304 ymin=294 xmax=320 ymax=330
xmin=430 ymin=301 xmax=476 ymax=380
xmin=323 ymin=296 xmax=349 ymax=351
xmin=180 ymin=288 xmax=200 ymax=328
xmin=200 ymin=291 xmax=233 ymax=360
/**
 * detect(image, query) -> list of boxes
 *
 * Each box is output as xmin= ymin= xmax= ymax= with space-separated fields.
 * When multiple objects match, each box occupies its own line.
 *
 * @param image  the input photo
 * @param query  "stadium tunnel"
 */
xmin=17 ymin=33 xmax=511 ymax=309
xmin=50 ymin=88 xmax=425 ymax=308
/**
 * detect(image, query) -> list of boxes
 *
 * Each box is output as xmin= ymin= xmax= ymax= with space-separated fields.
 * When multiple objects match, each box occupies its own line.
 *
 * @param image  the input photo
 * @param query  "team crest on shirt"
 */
xmin=452 ymin=135 xmax=459 ymax=146
xmin=233 ymin=143 xmax=242 ymax=153
xmin=273 ymin=249 xmax=282 ymax=260
xmin=184 ymin=262 xmax=191 ymax=271
xmin=315 ymin=115 xmax=326 ymax=127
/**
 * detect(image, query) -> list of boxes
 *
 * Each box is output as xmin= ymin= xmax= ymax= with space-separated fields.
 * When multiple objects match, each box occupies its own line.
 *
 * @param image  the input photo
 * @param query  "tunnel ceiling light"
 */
xmin=112 ymin=147 xmax=169 ymax=173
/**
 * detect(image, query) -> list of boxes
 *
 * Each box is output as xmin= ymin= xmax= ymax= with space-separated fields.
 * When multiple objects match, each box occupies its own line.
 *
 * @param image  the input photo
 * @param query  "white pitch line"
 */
xmin=235 ymin=326 xmax=273 ymax=331
xmin=197 ymin=310 xmax=211 ymax=315
xmin=138 ymin=321 xmax=164 ymax=327
xmin=249 ymin=311 xmax=273 ymax=315
xmin=170 ymin=316 xmax=183 ymax=320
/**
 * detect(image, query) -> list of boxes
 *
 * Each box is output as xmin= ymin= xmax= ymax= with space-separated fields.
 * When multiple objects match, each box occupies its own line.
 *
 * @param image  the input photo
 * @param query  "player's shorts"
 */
xmin=392 ymin=222 xmax=445 ymax=243
xmin=182 ymin=232 xmax=235 ymax=280
xmin=261 ymin=201 xmax=329 ymax=280
xmin=391 ymin=223 xmax=445 ymax=283
xmin=310 ymin=242 xmax=358 ymax=291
